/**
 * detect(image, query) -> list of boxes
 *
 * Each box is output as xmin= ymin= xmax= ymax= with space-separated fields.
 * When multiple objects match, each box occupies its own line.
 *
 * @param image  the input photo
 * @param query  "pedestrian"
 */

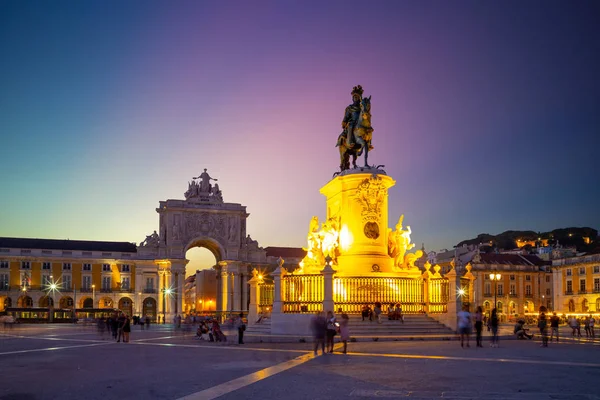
xmin=374 ymin=302 xmax=382 ymax=324
xmin=590 ymin=315 xmax=596 ymax=338
xmin=457 ymin=304 xmax=472 ymax=348
xmin=310 ymin=311 xmax=327 ymax=356
xmin=474 ymin=306 xmax=483 ymax=348
xmin=339 ymin=311 xmax=350 ymax=354
xmin=235 ymin=313 xmax=246 ymax=345
xmin=97 ymin=317 xmax=106 ymax=339
xmin=326 ymin=310 xmax=337 ymax=353
xmin=122 ymin=314 xmax=131 ymax=343
xmin=489 ymin=308 xmax=499 ymax=347
xmin=111 ymin=315 xmax=118 ymax=340
xmin=584 ymin=317 xmax=591 ymax=338
xmin=145 ymin=315 xmax=151 ymax=329
xmin=549 ymin=312 xmax=560 ymax=343
xmin=538 ymin=313 xmax=548 ymax=347
xmin=117 ymin=313 xmax=126 ymax=342
xmin=396 ymin=303 xmax=404 ymax=323
xmin=140 ymin=315 xmax=145 ymax=330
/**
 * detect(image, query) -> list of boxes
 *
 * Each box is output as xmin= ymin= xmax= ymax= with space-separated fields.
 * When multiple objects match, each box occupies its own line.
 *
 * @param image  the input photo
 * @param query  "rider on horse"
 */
xmin=337 ymin=85 xmax=363 ymax=150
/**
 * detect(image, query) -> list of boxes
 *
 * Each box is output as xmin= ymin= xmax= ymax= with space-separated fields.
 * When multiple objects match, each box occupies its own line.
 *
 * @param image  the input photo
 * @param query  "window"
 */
xmin=525 ymin=275 xmax=531 ymax=281
xmin=594 ymin=278 xmax=600 ymax=292
xmin=594 ymin=266 xmax=599 ymax=274
xmin=102 ymin=264 xmax=111 ymax=272
xmin=63 ymin=275 xmax=72 ymax=290
xmin=545 ymin=275 xmax=550 ymax=283
xmin=497 ymin=284 xmax=504 ymax=296
xmin=42 ymin=262 xmax=51 ymax=270
xmin=546 ymin=288 xmax=551 ymax=296
xmin=121 ymin=277 xmax=130 ymax=290
xmin=509 ymin=284 xmax=516 ymax=295
xmin=580 ymin=279 xmax=586 ymax=293
xmin=146 ymin=277 xmax=154 ymax=290
xmin=0 ymin=274 xmax=8 ymax=290
xmin=579 ymin=267 xmax=586 ymax=275
xmin=82 ymin=276 xmax=92 ymax=290
xmin=102 ymin=276 xmax=111 ymax=290
xmin=566 ymin=269 xmax=572 ymax=276
xmin=42 ymin=275 xmax=52 ymax=286
xmin=525 ymin=285 xmax=532 ymax=296
xmin=21 ymin=261 xmax=30 ymax=269
xmin=510 ymin=275 xmax=515 ymax=281
xmin=0 ymin=261 xmax=8 ymax=269
xmin=63 ymin=263 xmax=71 ymax=271
xmin=121 ymin=264 xmax=130 ymax=272
xmin=83 ymin=263 xmax=91 ymax=271
xmin=566 ymin=280 xmax=573 ymax=293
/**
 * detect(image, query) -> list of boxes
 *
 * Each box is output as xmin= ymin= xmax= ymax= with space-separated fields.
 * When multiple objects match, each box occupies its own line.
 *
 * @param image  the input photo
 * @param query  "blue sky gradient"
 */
xmin=1 ymin=1 xmax=599 ymax=267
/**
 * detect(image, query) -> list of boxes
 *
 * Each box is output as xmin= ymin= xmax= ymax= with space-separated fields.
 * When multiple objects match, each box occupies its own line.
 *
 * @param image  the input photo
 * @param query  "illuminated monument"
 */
xmin=249 ymin=85 xmax=471 ymax=334
xmin=297 ymin=85 xmax=422 ymax=277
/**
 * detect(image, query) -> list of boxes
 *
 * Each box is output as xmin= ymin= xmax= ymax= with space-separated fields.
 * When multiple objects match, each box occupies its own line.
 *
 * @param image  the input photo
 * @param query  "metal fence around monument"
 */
xmin=282 ymin=274 xmax=324 ymax=314
xmin=333 ymin=276 xmax=424 ymax=314
xmin=428 ymin=278 xmax=449 ymax=313
xmin=258 ymin=283 xmax=274 ymax=314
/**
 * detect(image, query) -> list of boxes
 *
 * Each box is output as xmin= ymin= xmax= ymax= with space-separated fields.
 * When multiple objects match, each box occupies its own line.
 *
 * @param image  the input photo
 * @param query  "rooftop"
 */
xmin=0 ymin=237 xmax=137 ymax=253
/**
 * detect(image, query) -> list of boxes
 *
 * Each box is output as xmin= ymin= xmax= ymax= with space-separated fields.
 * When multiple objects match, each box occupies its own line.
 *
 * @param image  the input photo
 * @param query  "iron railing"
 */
xmin=258 ymin=283 xmax=274 ymax=313
xmin=282 ymin=274 xmax=323 ymax=314
xmin=333 ymin=276 xmax=424 ymax=314
xmin=428 ymin=278 xmax=449 ymax=314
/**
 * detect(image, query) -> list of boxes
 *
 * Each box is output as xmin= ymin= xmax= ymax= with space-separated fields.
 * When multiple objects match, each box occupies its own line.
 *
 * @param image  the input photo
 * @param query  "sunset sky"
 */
xmin=1 ymin=1 xmax=599 ymax=274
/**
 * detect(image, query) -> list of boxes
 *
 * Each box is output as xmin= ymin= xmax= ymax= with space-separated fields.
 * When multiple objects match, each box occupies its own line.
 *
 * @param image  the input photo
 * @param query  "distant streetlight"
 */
xmin=489 ymin=273 xmax=502 ymax=311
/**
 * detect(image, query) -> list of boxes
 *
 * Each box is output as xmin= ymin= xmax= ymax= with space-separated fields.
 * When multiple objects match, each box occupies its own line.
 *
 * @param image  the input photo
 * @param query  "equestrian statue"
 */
xmin=336 ymin=85 xmax=374 ymax=171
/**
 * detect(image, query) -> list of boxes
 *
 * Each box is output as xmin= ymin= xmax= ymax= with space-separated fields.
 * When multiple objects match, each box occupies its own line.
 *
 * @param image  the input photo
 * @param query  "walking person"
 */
xmin=489 ymin=308 xmax=499 ymax=347
xmin=122 ymin=314 xmax=131 ymax=343
xmin=235 ymin=313 xmax=246 ymax=345
xmin=111 ymin=315 xmax=118 ymax=340
xmin=590 ymin=315 xmax=596 ymax=338
xmin=538 ymin=313 xmax=549 ymax=347
xmin=474 ymin=306 xmax=484 ymax=348
xmin=549 ymin=312 xmax=560 ymax=343
xmin=326 ymin=311 xmax=337 ymax=353
xmin=310 ymin=311 xmax=327 ymax=356
xmin=339 ymin=311 xmax=350 ymax=354
xmin=584 ymin=317 xmax=591 ymax=338
xmin=145 ymin=315 xmax=151 ymax=329
xmin=374 ymin=302 xmax=382 ymax=324
xmin=116 ymin=313 xmax=126 ymax=342
xmin=457 ymin=304 xmax=472 ymax=348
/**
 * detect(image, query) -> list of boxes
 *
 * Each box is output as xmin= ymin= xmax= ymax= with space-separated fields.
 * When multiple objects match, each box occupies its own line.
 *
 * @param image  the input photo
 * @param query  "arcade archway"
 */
xmin=39 ymin=296 xmax=54 ymax=307
xmin=17 ymin=295 xmax=33 ymax=308
xmin=119 ymin=297 xmax=133 ymax=316
xmin=142 ymin=297 xmax=156 ymax=320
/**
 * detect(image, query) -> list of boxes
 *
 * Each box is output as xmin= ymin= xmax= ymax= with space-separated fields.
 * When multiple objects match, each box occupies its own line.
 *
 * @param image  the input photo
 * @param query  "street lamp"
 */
xmin=163 ymin=287 xmax=173 ymax=324
xmin=92 ymin=284 xmax=95 ymax=307
xmin=489 ymin=273 xmax=502 ymax=311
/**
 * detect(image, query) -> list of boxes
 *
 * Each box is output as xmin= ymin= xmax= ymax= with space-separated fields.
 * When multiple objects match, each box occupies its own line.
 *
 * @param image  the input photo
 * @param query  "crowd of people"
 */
xmin=361 ymin=303 xmax=404 ymax=323
xmin=96 ymin=312 xmax=133 ymax=342
xmin=457 ymin=305 xmax=597 ymax=348
xmin=310 ymin=308 xmax=350 ymax=355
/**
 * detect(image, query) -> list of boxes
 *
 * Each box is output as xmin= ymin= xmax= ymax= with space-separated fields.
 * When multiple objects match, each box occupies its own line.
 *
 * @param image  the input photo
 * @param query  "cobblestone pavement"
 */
xmin=1 ymin=323 xmax=599 ymax=400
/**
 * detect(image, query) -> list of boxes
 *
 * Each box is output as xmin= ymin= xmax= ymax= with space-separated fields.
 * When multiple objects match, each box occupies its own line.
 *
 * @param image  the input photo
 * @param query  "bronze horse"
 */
xmin=337 ymin=96 xmax=373 ymax=171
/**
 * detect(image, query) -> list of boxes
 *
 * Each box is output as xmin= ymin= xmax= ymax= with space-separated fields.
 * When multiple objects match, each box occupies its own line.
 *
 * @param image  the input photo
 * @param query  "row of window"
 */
xmin=565 ymin=278 xmax=600 ymax=293
xmin=0 ymin=261 xmax=131 ymax=272
xmin=484 ymin=283 xmax=552 ymax=297
xmin=566 ymin=266 xmax=600 ymax=276
xmin=0 ymin=273 xmax=155 ymax=292
xmin=484 ymin=274 xmax=551 ymax=283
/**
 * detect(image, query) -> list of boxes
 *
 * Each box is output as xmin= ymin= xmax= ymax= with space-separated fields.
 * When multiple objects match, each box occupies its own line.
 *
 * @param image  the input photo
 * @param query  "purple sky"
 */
xmin=1 ymin=1 xmax=599 ymax=272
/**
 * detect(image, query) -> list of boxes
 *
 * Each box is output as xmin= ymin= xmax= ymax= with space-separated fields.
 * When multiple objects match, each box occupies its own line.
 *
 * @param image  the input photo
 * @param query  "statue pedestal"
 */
xmin=320 ymin=168 xmax=396 ymax=276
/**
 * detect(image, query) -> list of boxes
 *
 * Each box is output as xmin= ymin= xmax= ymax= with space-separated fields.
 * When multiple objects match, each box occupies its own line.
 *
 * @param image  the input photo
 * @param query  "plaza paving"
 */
xmin=0 ymin=324 xmax=599 ymax=400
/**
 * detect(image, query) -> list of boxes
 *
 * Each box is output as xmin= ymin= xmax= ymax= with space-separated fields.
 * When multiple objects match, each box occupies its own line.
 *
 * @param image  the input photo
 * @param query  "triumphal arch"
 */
xmin=137 ymin=168 xmax=267 ymax=319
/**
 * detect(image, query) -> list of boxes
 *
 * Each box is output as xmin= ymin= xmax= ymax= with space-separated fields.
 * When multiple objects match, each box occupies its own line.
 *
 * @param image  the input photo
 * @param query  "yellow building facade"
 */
xmin=0 ymin=238 xmax=181 ymax=321
xmin=552 ymin=253 xmax=600 ymax=314
xmin=470 ymin=253 xmax=552 ymax=318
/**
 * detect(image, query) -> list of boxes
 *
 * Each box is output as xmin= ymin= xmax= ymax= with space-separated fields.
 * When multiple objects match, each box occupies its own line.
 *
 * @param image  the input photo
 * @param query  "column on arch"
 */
xmin=218 ymin=261 xmax=229 ymax=313
xmin=158 ymin=269 xmax=165 ymax=320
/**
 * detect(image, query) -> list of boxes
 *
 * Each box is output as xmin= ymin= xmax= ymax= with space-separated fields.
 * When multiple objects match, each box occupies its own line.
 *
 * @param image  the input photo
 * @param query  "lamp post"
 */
xmin=490 ymin=273 xmax=502 ymax=312
xmin=163 ymin=288 xmax=172 ymax=324
xmin=92 ymin=284 xmax=95 ymax=308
